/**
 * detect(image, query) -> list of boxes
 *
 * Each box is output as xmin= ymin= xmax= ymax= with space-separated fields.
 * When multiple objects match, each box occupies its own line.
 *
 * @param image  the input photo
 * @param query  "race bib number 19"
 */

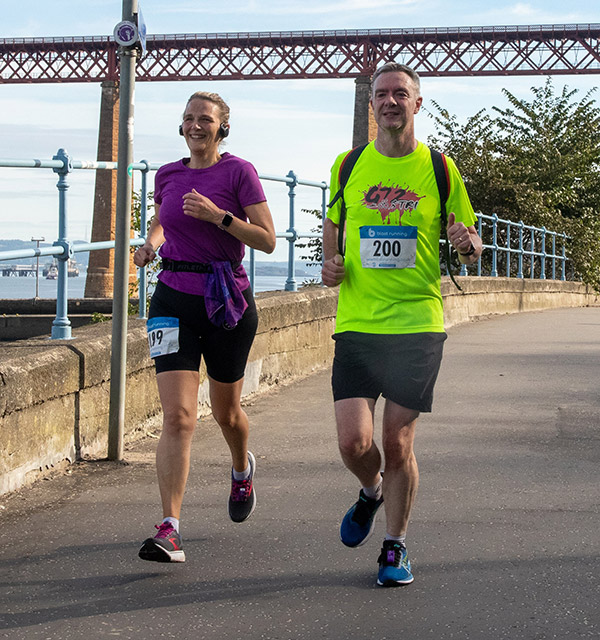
xmin=359 ymin=226 xmax=418 ymax=269
xmin=147 ymin=317 xmax=180 ymax=359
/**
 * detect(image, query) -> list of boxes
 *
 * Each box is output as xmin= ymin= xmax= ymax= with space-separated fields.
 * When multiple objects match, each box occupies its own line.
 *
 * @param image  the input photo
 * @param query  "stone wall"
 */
xmin=0 ymin=279 xmax=598 ymax=495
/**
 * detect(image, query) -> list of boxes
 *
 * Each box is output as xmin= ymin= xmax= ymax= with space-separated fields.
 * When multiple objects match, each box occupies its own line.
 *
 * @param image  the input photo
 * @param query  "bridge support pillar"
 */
xmin=352 ymin=75 xmax=377 ymax=148
xmin=84 ymin=80 xmax=137 ymax=298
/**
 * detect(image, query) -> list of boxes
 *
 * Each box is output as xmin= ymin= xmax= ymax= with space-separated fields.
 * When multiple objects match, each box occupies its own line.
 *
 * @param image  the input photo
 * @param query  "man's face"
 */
xmin=370 ymin=71 xmax=423 ymax=133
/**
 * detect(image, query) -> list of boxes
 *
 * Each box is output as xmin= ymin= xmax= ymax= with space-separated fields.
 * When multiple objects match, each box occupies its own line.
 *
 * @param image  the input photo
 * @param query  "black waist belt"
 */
xmin=161 ymin=258 xmax=241 ymax=274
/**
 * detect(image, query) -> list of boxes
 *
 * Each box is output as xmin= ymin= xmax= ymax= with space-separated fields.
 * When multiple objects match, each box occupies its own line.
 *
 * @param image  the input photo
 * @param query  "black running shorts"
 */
xmin=147 ymin=280 xmax=258 ymax=383
xmin=331 ymin=331 xmax=447 ymax=412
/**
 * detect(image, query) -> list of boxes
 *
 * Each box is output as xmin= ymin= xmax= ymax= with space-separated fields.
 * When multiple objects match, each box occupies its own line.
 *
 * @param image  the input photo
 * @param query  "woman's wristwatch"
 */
xmin=218 ymin=211 xmax=234 ymax=230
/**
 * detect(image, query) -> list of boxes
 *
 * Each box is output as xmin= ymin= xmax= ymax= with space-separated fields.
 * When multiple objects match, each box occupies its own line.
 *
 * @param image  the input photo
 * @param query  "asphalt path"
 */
xmin=1 ymin=307 xmax=599 ymax=639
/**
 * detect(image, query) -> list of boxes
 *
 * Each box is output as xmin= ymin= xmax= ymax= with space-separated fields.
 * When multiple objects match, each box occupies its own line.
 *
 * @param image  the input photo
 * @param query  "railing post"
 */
xmin=321 ymin=182 xmax=328 ymax=282
xmin=51 ymin=148 xmax=73 ymax=340
xmin=517 ymin=221 xmax=524 ymax=279
xmin=540 ymin=226 xmax=546 ymax=280
xmin=491 ymin=213 xmax=498 ymax=277
xmin=249 ymin=247 xmax=255 ymax=292
xmin=506 ymin=222 xmax=512 ymax=277
xmin=477 ymin=214 xmax=482 ymax=276
xmin=530 ymin=228 xmax=535 ymax=279
xmin=138 ymin=159 xmax=150 ymax=319
xmin=561 ymin=232 xmax=567 ymax=281
xmin=285 ymin=170 xmax=298 ymax=292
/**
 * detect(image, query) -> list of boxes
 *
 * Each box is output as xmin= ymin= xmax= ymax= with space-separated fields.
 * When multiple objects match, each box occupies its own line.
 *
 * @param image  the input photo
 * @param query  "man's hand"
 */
xmin=447 ymin=212 xmax=473 ymax=255
xmin=133 ymin=243 xmax=156 ymax=267
xmin=322 ymin=253 xmax=346 ymax=287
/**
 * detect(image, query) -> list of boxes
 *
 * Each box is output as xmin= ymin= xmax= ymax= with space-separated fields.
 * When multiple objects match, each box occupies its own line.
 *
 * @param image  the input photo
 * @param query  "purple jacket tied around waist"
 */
xmin=205 ymin=261 xmax=248 ymax=329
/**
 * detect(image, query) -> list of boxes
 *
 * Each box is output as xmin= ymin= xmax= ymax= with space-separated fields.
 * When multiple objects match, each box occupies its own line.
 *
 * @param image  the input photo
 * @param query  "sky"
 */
xmin=1 ymin=0 xmax=599 ymax=262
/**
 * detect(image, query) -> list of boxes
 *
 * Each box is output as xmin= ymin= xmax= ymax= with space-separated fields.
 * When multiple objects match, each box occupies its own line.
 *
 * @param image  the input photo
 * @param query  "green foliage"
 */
xmin=427 ymin=78 xmax=600 ymax=290
xmin=296 ymin=208 xmax=323 ymax=267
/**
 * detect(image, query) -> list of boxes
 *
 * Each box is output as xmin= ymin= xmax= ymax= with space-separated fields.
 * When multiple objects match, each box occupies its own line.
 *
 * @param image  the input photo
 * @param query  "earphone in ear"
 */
xmin=219 ymin=123 xmax=230 ymax=139
xmin=179 ymin=124 xmax=184 ymax=136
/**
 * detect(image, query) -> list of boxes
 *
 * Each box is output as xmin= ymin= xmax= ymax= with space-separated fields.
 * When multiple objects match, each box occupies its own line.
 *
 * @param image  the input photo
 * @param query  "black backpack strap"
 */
xmin=430 ymin=148 xmax=462 ymax=291
xmin=327 ymin=143 xmax=368 ymax=257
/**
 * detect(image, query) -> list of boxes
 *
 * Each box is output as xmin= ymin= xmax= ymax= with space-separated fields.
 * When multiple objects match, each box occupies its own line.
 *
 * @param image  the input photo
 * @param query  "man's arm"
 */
xmin=321 ymin=217 xmax=346 ymax=287
xmin=446 ymin=212 xmax=483 ymax=265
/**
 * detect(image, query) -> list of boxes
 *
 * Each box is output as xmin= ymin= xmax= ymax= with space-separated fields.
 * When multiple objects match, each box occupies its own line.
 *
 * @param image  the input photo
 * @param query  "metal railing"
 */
xmin=0 ymin=150 xmax=572 ymax=340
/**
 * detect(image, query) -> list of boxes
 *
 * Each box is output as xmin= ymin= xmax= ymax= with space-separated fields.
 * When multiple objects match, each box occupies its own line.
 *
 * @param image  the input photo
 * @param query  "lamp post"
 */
xmin=31 ymin=236 xmax=45 ymax=298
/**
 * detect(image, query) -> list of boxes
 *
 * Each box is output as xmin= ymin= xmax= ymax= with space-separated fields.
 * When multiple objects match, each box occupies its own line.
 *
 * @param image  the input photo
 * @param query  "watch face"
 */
xmin=222 ymin=212 xmax=233 ymax=227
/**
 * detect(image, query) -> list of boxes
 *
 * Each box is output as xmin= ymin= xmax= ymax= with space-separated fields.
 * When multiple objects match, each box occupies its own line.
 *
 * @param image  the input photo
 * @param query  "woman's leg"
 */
xmin=155 ymin=369 xmax=200 ymax=519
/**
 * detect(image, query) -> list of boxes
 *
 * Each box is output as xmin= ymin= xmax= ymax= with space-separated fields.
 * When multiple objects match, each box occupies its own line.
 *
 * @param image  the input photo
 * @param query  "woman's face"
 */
xmin=181 ymin=98 xmax=223 ymax=156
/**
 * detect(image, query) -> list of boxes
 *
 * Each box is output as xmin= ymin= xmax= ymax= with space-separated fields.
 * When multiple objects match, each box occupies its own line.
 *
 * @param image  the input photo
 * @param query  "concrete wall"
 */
xmin=0 ymin=278 xmax=598 ymax=495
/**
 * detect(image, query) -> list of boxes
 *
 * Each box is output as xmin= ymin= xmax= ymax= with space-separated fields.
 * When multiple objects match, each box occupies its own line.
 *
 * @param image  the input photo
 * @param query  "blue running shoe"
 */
xmin=340 ymin=489 xmax=384 ymax=547
xmin=377 ymin=540 xmax=414 ymax=586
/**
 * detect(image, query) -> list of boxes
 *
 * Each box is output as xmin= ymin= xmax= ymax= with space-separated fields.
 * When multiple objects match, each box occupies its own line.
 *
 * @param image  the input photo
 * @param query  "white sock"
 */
xmin=363 ymin=475 xmax=383 ymax=501
xmin=162 ymin=517 xmax=180 ymax=532
xmin=233 ymin=464 xmax=250 ymax=481
xmin=385 ymin=533 xmax=406 ymax=546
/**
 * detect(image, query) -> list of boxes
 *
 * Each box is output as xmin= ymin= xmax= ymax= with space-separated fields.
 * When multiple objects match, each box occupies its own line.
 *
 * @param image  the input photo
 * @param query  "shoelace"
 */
xmin=378 ymin=542 xmax=406 ymax=567
xmin=154 ymin=522 xmax=176 ymax=539
xmin=230 ymin=476 xmax=253 ymax=502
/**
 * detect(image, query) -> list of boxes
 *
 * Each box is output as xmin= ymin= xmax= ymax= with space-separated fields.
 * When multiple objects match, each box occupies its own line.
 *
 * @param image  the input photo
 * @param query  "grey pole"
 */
xmin=108 ymin=0 xmax=139 ymax=461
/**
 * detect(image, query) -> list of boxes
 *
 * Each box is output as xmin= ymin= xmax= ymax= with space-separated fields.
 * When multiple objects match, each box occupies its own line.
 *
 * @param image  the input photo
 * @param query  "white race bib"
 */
xmin=147 ymin=317 xmax=180 ymax=358
xmin=359 ymin=226 xmax=418 ymax=269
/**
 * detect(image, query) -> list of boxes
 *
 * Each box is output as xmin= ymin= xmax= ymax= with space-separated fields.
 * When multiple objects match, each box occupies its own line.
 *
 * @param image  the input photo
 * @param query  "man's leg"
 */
xmin=380 ymin=400 xmax=420 ymax=536
xmin=335 ymin=397 xmax=385 ymax=547
xmin=209 ymin=376 xmax=256 ymax=523
xmin=376 ymin=400 xmax=419 ymax=586
xmin=335 ymin=397 xmax=380 ymax=487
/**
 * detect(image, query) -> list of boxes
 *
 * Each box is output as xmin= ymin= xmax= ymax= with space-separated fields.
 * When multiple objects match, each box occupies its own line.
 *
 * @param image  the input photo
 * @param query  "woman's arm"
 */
xmin=182 ymin=189 xmax=276 ymax=254
xmin=133 ymin=204 xmax=165 ymax=267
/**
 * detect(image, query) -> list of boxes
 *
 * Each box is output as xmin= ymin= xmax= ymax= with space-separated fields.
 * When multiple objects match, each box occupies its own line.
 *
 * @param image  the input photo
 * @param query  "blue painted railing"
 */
xmin=0 ymin=150 xmax=572 ymax=339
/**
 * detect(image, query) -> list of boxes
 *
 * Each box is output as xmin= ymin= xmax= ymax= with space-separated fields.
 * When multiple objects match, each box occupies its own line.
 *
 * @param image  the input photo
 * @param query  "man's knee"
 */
xmin=338 ymin=431 xmax=373 ymax=461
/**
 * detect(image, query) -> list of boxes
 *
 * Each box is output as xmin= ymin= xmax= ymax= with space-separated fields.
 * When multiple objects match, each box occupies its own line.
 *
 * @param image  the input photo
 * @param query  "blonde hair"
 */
xmin=184 ymin=91 xmax=231 ymax=136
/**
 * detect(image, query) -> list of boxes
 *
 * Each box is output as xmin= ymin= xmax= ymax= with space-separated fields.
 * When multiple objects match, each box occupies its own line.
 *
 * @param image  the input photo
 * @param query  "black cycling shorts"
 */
xmin=331 ymin=331 xmax=447 ymax=412
xmin=147 ymin=280 xmax=258 ymax=384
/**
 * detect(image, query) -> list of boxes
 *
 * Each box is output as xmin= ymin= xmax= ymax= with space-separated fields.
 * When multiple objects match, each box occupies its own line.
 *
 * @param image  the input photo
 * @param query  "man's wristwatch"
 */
xmin=218 ymin=211 xmax=234 ymax=230
xmin=459 ymin=242 xmax=476 ymax=257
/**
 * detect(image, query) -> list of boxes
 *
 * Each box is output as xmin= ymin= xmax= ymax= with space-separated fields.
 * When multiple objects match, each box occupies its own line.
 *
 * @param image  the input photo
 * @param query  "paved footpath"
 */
xmin=1 ymin=307 xmax=599 ymax=640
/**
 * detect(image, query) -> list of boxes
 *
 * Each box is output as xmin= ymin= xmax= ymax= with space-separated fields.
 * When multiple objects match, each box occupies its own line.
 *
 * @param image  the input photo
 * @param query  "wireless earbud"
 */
xmin=179 ymin=124 xmax=184 ymax=136
xmin=219 ymin=123 xmax=230 ymax=139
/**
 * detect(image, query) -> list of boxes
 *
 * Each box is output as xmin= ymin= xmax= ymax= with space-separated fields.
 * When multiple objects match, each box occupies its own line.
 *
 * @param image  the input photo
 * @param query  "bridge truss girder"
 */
xmin=1 ymin=24 xmax=599 ymax=84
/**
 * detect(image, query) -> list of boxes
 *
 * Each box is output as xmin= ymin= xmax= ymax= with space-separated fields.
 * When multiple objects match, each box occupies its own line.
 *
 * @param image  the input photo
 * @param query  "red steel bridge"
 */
xmin=1 ymin=23 xmax=599 ymax=83
xmin=1 ymin=23 xmax=598 ymax=297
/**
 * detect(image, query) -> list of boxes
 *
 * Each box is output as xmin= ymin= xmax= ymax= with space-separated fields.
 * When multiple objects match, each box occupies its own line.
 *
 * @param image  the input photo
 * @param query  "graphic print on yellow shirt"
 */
xmin=327 ymin=141 xmax=476 ymax=335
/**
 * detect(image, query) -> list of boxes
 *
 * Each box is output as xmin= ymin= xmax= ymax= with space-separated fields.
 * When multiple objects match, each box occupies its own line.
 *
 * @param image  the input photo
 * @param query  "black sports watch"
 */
xmin=459 ymin=242 xmax=476 ymax=257
xmin=218 ymin=211 xmax=234 ymax=230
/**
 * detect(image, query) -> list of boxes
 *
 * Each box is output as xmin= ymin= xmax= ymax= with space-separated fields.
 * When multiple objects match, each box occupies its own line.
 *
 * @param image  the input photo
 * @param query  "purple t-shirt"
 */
xmin=154 ymin=153 xmax=266 ymax=295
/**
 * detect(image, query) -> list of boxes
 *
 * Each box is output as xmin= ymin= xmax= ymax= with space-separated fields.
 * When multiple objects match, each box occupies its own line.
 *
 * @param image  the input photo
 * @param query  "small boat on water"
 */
xmin=43 ymin=259 xmax=79 ymax=279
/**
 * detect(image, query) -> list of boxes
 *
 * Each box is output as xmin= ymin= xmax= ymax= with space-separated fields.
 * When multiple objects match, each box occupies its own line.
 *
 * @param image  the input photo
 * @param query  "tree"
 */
xmin=427 ymin=78 xmax=600 ymax=289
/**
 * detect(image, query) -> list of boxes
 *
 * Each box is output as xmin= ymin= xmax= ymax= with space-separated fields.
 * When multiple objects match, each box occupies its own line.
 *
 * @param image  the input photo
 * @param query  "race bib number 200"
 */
xmin=359 ymin=226 xmax=418 ymax=269
xmin=147 ymin=317 xmax=180 ymax=359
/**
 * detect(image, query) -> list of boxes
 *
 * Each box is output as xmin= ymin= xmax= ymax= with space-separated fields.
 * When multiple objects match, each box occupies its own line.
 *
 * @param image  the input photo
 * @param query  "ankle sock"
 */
xmin=233 ymin=463 xmax=251 ymax=481
xmin=385 ymin=533 xmax=406 ymax=546
xmin=162 ymin=517 xmax=180 ymax=532
xmin=363 ymin=475 xmax=383 ymax=501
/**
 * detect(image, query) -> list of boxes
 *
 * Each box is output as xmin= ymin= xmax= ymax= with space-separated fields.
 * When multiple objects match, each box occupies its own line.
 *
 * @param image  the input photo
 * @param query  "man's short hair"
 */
xmin=371 ymin=63 xmax=421 ymax=96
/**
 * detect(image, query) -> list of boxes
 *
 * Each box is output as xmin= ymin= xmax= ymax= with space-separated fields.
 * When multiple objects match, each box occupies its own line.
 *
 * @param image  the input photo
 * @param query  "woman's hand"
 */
xmin=182 ymin=188 xmax=223 ymax=224
xmin=133 ymin=243 xmax=156 ymax=267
